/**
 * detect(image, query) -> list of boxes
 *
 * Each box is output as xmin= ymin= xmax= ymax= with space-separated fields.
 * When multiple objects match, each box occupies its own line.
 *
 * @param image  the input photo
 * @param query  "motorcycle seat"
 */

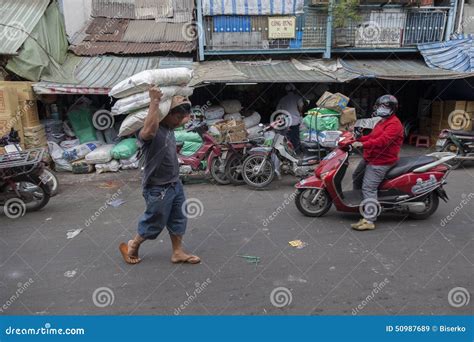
xmin=451 ymin=130 xmax=474 ymax=136
xmin=385 ymin=156 xmax=438 ymax=179
xmin=301 ymin=141 xmax=320 ymax=150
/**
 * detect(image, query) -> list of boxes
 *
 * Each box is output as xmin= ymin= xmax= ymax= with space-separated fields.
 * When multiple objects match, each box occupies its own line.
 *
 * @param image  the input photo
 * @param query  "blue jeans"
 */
xmin=138 ymin=181 xmax=187 ymax=240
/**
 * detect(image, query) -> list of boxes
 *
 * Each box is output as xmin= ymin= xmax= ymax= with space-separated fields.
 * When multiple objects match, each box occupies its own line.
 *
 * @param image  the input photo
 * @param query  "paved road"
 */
xmin=1 ymin=152 xmax=473 ymax=316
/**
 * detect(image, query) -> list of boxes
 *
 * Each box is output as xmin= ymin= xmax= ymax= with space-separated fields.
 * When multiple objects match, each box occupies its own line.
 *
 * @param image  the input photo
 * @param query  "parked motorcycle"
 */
xmin=295 ymin=130 xmax=455 ymax=219
xmin=436 ymin=129 xmax=474 ymax=169
xmin=223 ymin=136 xmax=265 ymax=185
xmin=177 ymin=122 xmax=229 ymax=184
xmin=0 ymin=148 xmax=51 ymax=218
xmin=241 ymin=120 xmax=329 ymax=188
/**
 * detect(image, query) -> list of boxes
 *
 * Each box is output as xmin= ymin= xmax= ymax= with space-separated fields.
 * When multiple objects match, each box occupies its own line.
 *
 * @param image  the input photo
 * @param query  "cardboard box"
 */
xmin=340 ymin=107 xmax=357 ymax=125
xmin=0 ymin=82 xmax=39 ymax=128
xmin=316 ymin=91 xmax=349 ymax=112
xmin=0 ymin=86 xmax=24 ymax=146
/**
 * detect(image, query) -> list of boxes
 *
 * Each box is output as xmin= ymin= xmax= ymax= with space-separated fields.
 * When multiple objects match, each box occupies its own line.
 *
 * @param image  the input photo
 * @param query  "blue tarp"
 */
xmin=418 ymin=34 xmax=474 ymax=73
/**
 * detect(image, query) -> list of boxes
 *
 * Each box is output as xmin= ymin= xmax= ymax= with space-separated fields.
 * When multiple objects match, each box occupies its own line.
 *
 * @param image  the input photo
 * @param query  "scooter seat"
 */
xmin=385 ymin=156 xmax=438 ymax=179
xmin=452 ymin=130 xmax=474 ymax=136
xmin=301 ymin=141 xmax=320 ymax=150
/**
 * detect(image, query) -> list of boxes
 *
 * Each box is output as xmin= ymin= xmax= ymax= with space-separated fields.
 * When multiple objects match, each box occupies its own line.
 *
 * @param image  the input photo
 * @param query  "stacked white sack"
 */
xmin=109 ymin=68 xmax=193 ymax=99
xmin=112 ymin=86 xmax=193 ymax=116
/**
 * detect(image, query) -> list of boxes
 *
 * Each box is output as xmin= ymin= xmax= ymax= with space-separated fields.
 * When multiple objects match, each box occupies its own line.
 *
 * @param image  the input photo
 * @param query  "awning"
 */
xmin=341 ymin=58 xmax=474 ymax=80
xmin=33 ymin=55 xmax=193 ymax=94
xmin=190 ymin=59 xmax=359 ymax=86
xmin=0 ymin=0 xmax=50 ymax=55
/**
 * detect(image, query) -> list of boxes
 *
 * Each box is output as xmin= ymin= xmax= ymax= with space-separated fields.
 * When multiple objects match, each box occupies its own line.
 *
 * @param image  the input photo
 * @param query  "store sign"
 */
xmin=268 ymin=17 xmax=296 ymax=39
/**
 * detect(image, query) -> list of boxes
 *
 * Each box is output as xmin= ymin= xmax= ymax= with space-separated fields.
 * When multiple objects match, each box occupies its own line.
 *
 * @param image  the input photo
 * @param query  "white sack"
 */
xmin=220 ymin=99 xmax=242 ymax=114
xmin=109 ymin=68 xmax=193 ymax=98
xmin=111 ymin=86 xmax=194 ymax=116
xmin=62 ymin=142 xmax=102 ymax=162
xmin=118 ymin=99 xmax=172 ymax=137
xmin=223 ymin=113 xmax=242 ymax=121
xmin=48 ymin=141 xmax=72 ymax=172
xmin=204 ymin=106 xmax=225 ymax=120
xmin=246 ymin=125 xmax=263 ymax=138
xmin=85 ymin=144 xmax=114 ymax=164
xmin=243 ymin=112 xmax=261 ymax=128
xmin=95 ymin=160 xmax=121 ymax=174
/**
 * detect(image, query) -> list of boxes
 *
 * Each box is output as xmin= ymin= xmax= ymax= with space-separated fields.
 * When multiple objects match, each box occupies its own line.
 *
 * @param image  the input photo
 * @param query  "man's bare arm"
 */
xmin=139 ymin=87 xmax=163 ymax=141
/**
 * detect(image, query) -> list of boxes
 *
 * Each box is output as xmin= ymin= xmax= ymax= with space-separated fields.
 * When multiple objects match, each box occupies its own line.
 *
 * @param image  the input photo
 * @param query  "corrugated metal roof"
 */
xmin=70 ymin=17 xmax=196 ymax=55
xmin=123 ymin=21 xmax=188 ymax=42
xmin=192 ymin=60 xmax=358 ymax=85
xmin=91 ymin=0 xmax=192 ymax=22
xmin=70 ymin=41 xmax=196 ymax=55
xmin=341 ymin=59 xmax=474 ymax=80
xmin=0 ymin=0 xmax=50 ymax=55
xmin=34 ymin=55 xmax=193 ymax=94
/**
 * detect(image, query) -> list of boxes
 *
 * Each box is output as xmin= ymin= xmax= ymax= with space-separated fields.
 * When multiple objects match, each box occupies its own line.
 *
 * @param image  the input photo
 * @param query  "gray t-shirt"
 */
xmin=138 ymin=125 xmax=179 ymax=187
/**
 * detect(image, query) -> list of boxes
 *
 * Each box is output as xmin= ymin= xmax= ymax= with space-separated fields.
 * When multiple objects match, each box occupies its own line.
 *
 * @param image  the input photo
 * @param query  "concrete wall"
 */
xmin=60 ymin=0 xmax=92 ymax=40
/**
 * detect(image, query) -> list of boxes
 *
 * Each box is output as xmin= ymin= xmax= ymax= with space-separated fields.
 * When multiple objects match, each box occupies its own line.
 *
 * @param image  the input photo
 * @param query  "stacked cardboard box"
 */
xmin=430 ymin=100 xmax=474 ymax=143
xmin=0 ymin=86 xmax=24 ymax=147
xmin=214 ymin=119 xmax=248 ymax=143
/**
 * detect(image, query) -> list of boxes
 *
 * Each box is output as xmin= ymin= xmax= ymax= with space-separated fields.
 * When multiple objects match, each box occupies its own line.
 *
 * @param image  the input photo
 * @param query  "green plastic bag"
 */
xmin=174 ymin=130 xmax=203 ymax=143
xmin=303 ymin=108 xmax=340 ymax=131
xmin=67 ymin=98 xmax=97 ymax=143
xmin=111 ymin=138 xmax=138 ymax=160
xmin=180 ymin=141 xmax=202 ymax=156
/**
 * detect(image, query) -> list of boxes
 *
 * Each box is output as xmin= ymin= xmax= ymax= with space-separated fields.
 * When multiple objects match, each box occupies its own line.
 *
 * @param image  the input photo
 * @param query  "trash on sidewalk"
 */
xmin=99 ymin=181 xmax=120 ymax=189
xmin=66 ymin=228 xmax=83 ymax=239
xmin=289 ymin=240 xmax=307 ymax=249
xmin=237 ymin=254 xmax=260 ymax=265
xmin=64 ymin=269 xmax=77 ymax=278
xmin=107 ymin=198 xmax=126 ymax=208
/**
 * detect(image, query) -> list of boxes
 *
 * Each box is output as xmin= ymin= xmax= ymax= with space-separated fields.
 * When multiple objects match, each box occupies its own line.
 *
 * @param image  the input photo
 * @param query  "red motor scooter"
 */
xmin=294 ymin=130 xmax=456 ymax=219
xmin=177 ymin=122 xmax=229 ymax=184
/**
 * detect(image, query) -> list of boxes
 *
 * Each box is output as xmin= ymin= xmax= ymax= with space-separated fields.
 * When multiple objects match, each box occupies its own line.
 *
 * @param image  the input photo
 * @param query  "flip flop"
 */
xmin=119 ymin=242 xmax=141 ymax=265
xmin=171 ymin=255 xmax=201 ymax=264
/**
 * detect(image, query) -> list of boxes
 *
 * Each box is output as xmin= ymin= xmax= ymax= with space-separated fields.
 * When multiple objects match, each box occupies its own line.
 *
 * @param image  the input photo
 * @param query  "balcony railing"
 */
xmin=202 ymin=6 xmax=449 ymax=53
xmin=333 ymin=8 xmax=448 ymax=49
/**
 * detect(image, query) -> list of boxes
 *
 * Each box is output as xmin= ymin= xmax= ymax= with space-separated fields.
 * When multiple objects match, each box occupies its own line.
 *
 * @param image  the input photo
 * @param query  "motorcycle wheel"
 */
xmin=2 ymin=175 xmax=51 ymax=216
xmin=442 ymin=143 xmax=464 ymax=169
xmin=295 ymin=188 xmax=332 ymax=217
xmin=210 ymin=157 xmax=230 ymax=185
xmin=242 ymin=154 xmax=275 ymax=189
xmin=225 ymin=153 xmax=245 ymax=185
xmin=408 ymin=192 xmax=439 ymax=220
xmin=41 ymin=168 xmax=59 ymax=196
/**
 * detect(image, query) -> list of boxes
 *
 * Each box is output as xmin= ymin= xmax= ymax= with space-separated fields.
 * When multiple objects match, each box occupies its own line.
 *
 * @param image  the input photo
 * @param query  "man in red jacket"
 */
xmin=351 ymin=95 xmax=404 ymax=231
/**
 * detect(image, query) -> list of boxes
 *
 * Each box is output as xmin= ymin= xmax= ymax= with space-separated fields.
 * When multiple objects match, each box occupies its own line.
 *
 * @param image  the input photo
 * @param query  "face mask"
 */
xmin=375 ymin=106 xmax=392 ymax=117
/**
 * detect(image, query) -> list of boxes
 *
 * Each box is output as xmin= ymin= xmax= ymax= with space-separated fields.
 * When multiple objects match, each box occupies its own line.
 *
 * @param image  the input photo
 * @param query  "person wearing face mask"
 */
xmin=350 ymin=95 xmax=404 ymax=231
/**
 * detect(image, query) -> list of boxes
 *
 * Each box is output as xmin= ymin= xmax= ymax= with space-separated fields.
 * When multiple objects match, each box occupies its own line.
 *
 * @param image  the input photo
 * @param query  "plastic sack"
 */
xmin=109 ymin=67 xmax=193 ymax=98
xmin=220 ymin=100 xmax=242 ymax=114
xmin=223 ymin=113 xmax=242 ymax=121
xmin=63 ymin=141 xmax=102 ymax=162
xmin=111 ymin=87 xmax=193 ymax=115
xmin=111 ymin=138 xmax=138 ymax=160
xmin=72 ymin=160 xmax=95 ymax=174
xmin=96 ymin=160 xmax=121 ymax=174
xmin=174 ymin=130 xmax=203 ymax=143
xmin=206 ymin=118 xmax=224 ymax=126
xmin=247 ymin=125 xmax=262 ymax=139
xmin=204 ymin=106 xmax=225 ymax=120
xmin=180 ymin=141 xmax=202 ymax=156
xmin=243 ymin=112 xmax=261 ymax=128
xmin=67 ymin=97 xmax=97 ymax=143
xmin=85 ymin=144 xmax=114 ymax=164
xmin=316 ymin=130 xmax=342 ymax=147
xmin=48 ymin=141 xmax=72 ymax=172
xmin=118 ymin=100 xmax=171 ymax=137
xmin=120 ymin=152 xmax=139 ymax=170
xmin=303 ymin=109 xmax=340 ymax=131
xmin=60 ymin=139 xmax=79 ymax=149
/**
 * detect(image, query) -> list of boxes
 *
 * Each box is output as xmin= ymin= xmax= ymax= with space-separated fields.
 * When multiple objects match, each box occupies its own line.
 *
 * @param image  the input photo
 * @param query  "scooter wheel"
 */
xmin=242 ymin=154 xmax=275 ymax=189
xmin=408 ymin=192 xmax=439 ymax=220
xmin=225 ymin=153 xmax=245 ymax=186
xmin=295 ymin=188 xmax=332 ymax=217
xmin=210 ymin=157 xmax=231 ymax=185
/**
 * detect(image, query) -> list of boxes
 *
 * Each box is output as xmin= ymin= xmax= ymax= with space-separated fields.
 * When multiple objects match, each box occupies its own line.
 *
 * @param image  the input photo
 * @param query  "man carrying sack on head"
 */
xmin=119 ymin=86 xmax=201 ymax=265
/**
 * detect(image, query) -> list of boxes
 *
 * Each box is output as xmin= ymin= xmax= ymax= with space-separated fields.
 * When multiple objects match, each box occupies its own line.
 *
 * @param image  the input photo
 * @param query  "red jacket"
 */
xmin=359 ymin=115 xmax=404 ymax=165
